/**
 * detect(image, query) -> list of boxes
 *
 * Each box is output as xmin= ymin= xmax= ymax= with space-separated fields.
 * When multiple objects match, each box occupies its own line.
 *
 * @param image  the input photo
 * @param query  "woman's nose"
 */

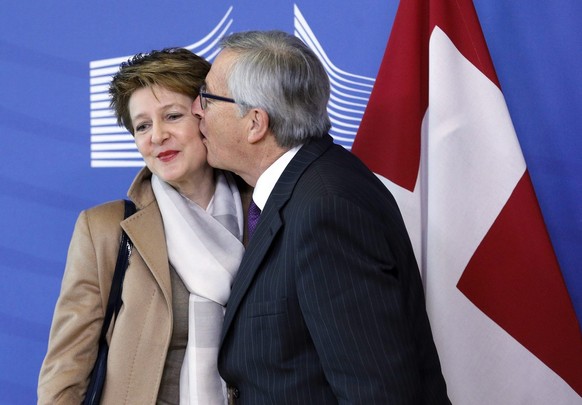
xmin=151 ymin=122 xmax=169 ymax=144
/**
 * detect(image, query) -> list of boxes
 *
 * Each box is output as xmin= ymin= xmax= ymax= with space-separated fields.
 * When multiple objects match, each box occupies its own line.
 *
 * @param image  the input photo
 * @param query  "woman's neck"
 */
xmin=175 ymin=168 xmax=216 ymax=210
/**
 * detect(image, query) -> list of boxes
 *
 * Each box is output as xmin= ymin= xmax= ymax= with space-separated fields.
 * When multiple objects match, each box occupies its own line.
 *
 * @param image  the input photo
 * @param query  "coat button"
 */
xmin=233 ymin=387 xmax=240 ymax=398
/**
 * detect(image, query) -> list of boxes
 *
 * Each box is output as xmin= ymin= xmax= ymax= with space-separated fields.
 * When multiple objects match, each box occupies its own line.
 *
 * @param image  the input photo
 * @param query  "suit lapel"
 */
xmin=220 ymin=135 xmax=334 ymax=344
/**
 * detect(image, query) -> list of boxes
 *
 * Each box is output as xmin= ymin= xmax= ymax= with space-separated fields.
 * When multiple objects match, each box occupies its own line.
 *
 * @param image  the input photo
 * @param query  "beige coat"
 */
xmin=39 ymin=168 xmax=176 ymax=404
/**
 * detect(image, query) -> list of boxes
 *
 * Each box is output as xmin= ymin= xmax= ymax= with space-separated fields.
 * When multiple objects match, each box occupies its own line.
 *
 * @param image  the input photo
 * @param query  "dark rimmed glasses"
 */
xmin=199 ymin=84 xmax=236 ymax=110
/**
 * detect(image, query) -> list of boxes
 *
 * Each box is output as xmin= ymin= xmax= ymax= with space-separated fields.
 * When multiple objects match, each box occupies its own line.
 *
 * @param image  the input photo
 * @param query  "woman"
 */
xmin=38 ymin=48 xmax=251 ymax=404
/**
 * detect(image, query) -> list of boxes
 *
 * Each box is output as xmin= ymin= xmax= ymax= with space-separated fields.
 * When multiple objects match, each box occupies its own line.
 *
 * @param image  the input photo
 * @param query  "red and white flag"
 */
xmin=352 ymin=0 xmax=582 ymax=403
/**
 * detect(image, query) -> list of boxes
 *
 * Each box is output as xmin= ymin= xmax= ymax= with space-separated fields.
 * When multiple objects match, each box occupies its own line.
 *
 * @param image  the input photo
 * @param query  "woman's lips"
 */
xmin=157 ymin=150 xmax=179 ymax=162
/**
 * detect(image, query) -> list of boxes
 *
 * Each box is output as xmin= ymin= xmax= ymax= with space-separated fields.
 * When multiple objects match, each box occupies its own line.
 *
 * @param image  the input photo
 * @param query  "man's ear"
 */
xmin=247 ymin=108 xmax=270 ymax=144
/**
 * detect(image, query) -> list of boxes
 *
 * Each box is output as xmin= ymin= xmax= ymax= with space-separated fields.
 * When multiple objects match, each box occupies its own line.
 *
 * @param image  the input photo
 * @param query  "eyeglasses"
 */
xmin=199 ymin=84 xmax=236 ymax=110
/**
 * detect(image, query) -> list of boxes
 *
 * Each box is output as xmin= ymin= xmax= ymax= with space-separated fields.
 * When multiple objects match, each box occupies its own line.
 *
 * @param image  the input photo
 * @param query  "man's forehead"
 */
xmin=205 ymin=51 xmax=227 ymax=91
xmin=206 ymin=50 xmax=235 ymax=91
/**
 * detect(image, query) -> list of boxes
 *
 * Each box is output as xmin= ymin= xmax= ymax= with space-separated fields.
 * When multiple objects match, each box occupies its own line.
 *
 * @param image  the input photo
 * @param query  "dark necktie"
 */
xmin=247 ymin=200 xmax=261 ymax=241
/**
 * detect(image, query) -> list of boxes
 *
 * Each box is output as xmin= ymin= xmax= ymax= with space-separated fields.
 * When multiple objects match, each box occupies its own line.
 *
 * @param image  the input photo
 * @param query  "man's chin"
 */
xmin=206 ymin=153 xmax=225 ymax=170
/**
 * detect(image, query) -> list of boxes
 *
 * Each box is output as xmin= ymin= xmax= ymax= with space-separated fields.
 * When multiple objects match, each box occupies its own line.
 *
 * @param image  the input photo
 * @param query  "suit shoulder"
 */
xmin=303 ymin=146 xmax=383 ymax=190
xmin=296 ymin=146 xmax=401 ymax=214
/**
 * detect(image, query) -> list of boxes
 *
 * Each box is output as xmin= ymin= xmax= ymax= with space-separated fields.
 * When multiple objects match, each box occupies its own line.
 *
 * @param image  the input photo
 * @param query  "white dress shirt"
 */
xmin=252 ymin=144 xmax=302 ymax=210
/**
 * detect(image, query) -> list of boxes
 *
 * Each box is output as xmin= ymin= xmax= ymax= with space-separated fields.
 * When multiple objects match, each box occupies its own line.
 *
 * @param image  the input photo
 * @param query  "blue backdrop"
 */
xmin=1 ymin=1 xmax=580 ymax=403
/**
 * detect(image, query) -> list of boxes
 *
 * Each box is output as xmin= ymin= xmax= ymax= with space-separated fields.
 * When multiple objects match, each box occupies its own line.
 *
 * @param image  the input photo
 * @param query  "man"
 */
xmin=192 ymin=30 xmax=449 ymax=404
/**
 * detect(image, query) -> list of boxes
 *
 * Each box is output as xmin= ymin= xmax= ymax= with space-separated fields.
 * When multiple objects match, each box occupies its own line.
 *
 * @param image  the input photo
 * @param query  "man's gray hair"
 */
xmin=220 ymin=30 xmax=331 ymax=148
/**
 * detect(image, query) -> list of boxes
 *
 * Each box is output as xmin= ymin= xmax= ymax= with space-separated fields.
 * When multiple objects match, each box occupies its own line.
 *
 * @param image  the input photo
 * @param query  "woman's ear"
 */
xmin=247 ymin=108 xmax=270 ymax=144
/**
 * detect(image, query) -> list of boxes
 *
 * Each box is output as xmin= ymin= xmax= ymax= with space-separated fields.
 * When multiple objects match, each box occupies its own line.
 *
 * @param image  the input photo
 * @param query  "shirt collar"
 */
xmin=252 ymin=144 xmax=303 ymax=210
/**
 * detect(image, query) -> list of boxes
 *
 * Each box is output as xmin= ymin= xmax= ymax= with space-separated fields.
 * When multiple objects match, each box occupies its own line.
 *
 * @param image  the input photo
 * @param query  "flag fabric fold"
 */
xmin=352 ymin=0 xmax=582 ymax=403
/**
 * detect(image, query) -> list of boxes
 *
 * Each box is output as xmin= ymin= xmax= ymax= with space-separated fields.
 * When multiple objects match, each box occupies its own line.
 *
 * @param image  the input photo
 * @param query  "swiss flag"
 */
xmin=352 ymin=0 xmax=582 ymax=403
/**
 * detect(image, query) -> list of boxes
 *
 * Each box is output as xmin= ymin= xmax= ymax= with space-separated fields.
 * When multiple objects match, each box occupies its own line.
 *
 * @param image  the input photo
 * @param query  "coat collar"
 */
xmin=122 ymin=167 xmax=173 ymax=303
xmin=220 ymin=134 xmax=334 ymax=344
xmin=127 ymin=167 xmax=156 ymax=210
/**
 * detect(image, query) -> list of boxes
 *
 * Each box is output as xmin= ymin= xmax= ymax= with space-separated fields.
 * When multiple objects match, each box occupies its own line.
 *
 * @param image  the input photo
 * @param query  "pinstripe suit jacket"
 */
xmin=218 ymin=134 xmax=449 ymax=404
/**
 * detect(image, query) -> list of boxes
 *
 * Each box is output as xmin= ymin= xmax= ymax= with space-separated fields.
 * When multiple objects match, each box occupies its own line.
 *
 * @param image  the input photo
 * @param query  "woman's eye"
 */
xmin=168 ymin=113 xmax=183 ymax=120
xmin=135 ymin=122 xmax=150 ymax=133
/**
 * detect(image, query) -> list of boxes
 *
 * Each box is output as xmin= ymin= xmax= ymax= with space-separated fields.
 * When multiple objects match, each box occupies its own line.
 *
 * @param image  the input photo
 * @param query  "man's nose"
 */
xmin=192 ymin=97 xmax=204 ymax=119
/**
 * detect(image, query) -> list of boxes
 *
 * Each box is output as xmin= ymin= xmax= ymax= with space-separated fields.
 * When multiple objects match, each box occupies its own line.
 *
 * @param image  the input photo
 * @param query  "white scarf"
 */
xmin=152 ymin=172 xmax=244 ymax=405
